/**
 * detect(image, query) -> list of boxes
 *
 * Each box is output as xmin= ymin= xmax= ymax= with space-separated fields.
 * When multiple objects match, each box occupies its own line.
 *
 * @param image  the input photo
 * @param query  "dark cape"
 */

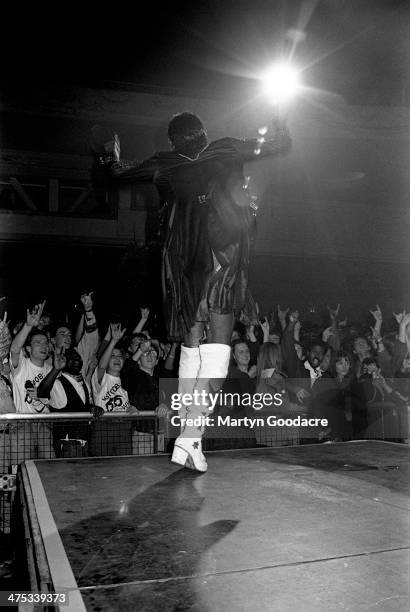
xmin=111 ymin=132 xmax=291 ymax=340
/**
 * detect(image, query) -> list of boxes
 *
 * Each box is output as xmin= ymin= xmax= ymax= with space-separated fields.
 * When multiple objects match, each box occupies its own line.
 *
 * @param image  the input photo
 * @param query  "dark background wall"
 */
xmin=0 ymin=83 xmax=408 ymax=330
xmin=249 ymin=253 xmax=409 ymax=327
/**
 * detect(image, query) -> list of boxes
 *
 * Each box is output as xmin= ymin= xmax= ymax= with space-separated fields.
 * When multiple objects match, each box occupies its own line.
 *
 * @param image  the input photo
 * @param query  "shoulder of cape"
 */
xmin=201 ymin=137 xmax=242 ymax=155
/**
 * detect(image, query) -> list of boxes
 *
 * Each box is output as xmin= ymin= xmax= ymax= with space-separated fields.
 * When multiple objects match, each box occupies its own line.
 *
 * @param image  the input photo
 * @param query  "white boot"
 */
xmin=172 ymin=343 xmax=231 ymax=473
xmin=172 ymin=345 xmax=207 ymax=471
xmin=176 ymin=345 xmax=201 ymax=421
xmin=196 ymin=343 xmax=231 ymax=392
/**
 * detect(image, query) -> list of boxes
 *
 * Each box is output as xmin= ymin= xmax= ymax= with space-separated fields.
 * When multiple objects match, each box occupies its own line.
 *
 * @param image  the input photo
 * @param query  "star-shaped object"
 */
xmin=193 ymin=441 xmax=199 ymax=449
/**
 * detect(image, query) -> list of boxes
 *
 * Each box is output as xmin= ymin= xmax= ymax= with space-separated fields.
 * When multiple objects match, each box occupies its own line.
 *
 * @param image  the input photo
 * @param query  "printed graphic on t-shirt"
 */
xmin=102 ymin=381 xmax=129 ymax=412
xmin=25 ymin=373 xmax=48 ymax=412
xmin=92 ymin=372 xmax=130 ymax=413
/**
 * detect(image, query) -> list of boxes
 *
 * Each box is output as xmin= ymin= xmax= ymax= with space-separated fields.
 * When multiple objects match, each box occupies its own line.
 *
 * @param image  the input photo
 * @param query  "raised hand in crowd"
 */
xmin=140 ymin=339 xmax=151 ymax=353
xmin=398 ymin=312 xmax=410 ymax=344
xmin=110 ymin=323 xmax=126 ymax=344
xmin=95 ymin=322 xmax=127 ymax=385
xmin=101 ymin=131 xmax=120 ymax=163
xmin=53 ymin=346 xmax=67 ymax=371
xmin=36 ymin=345 xmax=68 ymax=402
xmin=164 ymin=341 xmax=179 ymax=371
xmin=277 ymin=304 xmax=289 ymax=331
xmin=259 ymin=317 xmax=270 ymax=343
xmin=322 ymin=326 xmax=333 ymax=344
xmin=247 ymin=324 xmax=257 ymax=343
xmin=369 ymin=304 xmax=383 ymax=338
xmin=294 ymin=319 xmax=301 ymax=342
xmin=74 ymin=291 xmax=99 ymax=382
xmin=289 ymin=309 xmax=299 ymax=324
xmin=0 ymin=309 xmax=11 ymax=377
xmin=10 ymin=301 xmax=47 ymax=368
xmin=371 ymin=365 xmax=393 ymax=397
xmin=393 ymin=310 xmax=406 ymax=326
xmin=96 ymin=322 xmax=112 ymax=360
xmin=0 ymin=309 xmax=9 ymax=334
xmin=140 ymin=307 xmax=150 ymax=320
xmin=75 ymin=291 xmax=97 ymax=345
xmin=131 ymin=338 xmax=151 ymax=362
xmin=325 ymin=303 xmax=341 ymax=352
xmin=84 ymin=354 xmax=99 ymax=386
xmin=26 ymin=301 xmax=46 ymax=328
xmin=327 ymin=303 xmax=340 ymax=322
xmin=80 ymin=291 xmax=94 ymax=313
xmin=388 ymin=311 xmax=410 ymax=381
xmin=133 ymin=306 xmax=150 ymax=334
xmin=368 ymin=304 xmax=388 ymax=354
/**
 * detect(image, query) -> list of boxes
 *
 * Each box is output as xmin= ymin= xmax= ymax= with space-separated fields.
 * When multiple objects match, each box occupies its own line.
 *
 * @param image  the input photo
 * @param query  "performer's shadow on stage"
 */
xmin=58 ymin=469 xmax=238 ymax=610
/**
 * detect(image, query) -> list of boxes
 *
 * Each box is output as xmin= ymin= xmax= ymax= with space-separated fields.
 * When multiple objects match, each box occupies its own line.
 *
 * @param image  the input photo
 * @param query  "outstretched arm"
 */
xmin=133 ymin=307 xmax=150 ymax=334
xmin=228 ymin=113 xmax=292 ymax=162
xmin=96 ymin=323 xmax=126 ymax=384
xmin=102 ymin=134 xmax=158 ymax=183
xmin=10 ymin=301 xmax=46 ymax=369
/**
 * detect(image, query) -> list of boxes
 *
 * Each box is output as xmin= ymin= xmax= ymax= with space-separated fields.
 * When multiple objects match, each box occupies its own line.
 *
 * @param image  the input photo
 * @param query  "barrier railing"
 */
xmin=0 ymin=412 xmax=158 ymax=534
xmin=1 ymin=403 xmax=408 ymax=534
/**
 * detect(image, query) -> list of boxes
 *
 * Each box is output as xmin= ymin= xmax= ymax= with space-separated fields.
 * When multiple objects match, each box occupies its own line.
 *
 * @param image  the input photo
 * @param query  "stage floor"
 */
xmin=24 ymin=441 xmax=409 ymax=611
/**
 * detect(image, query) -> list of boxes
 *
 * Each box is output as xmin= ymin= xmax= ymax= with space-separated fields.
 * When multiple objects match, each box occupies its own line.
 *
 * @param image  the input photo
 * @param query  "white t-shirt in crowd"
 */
xmin=10 ymin=352 xmax=52 ymax=414
xmin=91 ymin=371 xmax=130 ymax=412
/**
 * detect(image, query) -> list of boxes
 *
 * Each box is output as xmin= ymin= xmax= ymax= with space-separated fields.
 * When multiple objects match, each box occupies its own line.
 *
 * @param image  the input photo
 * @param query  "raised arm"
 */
xmin=325 ymin=303 xmax=341 ymax=352
xmin=75 ymin=292 xmax=97 ymax=344
xmin=133 ymin=307 xmax=150 ymax=334
xmin=0 ymin=309 xmax=11 ymax=360
xmin=75 ymin=292 xmax=100 ymax=379
xmin=10 ymin=301 xmax=46 ymax=368
xmin=391 ymin=313 xmax=410 ymax=374
xmin=37 ymin=347 xmax=66 ymax=399
xmin=163 ymin=341 xmax=179 ymax=372
xmin=131 ymin=339 xmax=151 ymax=363
xmin=230 ymin=113 xmax=292 ymax=163
xmin=369 ymin=305 xmax=392 ymax=377
xmin=369 ymin=304 xmax=383 ymax=344
xmin=277 ymin=305 xmax=289 ymax=332
xmin=281 ymin=309 xmax=301 ymax=377
xmin=96 ymin=323 xmax=126 ymax=384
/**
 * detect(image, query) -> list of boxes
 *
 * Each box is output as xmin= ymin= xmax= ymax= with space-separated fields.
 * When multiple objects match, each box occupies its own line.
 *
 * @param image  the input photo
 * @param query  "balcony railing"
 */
xmin=0 ymin=178 xmax=117 ymax=219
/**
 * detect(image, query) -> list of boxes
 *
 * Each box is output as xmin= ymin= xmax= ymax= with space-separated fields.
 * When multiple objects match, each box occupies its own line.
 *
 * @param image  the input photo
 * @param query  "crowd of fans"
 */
xmin=0 ymin=291 xmax=409 ymax=449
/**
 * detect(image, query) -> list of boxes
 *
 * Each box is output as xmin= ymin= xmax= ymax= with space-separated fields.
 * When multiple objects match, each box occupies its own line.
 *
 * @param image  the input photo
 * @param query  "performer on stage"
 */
xmin=101 ymin=111 xmax=291 ymax=472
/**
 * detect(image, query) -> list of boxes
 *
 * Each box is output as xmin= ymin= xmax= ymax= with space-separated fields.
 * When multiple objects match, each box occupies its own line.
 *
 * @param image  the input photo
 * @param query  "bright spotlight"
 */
xmin=260 ymin=63 xmax=301 ymax=104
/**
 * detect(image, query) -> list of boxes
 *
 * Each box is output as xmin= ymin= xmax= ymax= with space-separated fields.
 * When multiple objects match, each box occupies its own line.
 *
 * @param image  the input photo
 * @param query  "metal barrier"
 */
xmin=2 ymin=404 xmax=407 ymax=533
xmin=0 ymin=412 xmax=158 ymax=534
xmin=354 ymin=401 xmax=409 ymax=442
